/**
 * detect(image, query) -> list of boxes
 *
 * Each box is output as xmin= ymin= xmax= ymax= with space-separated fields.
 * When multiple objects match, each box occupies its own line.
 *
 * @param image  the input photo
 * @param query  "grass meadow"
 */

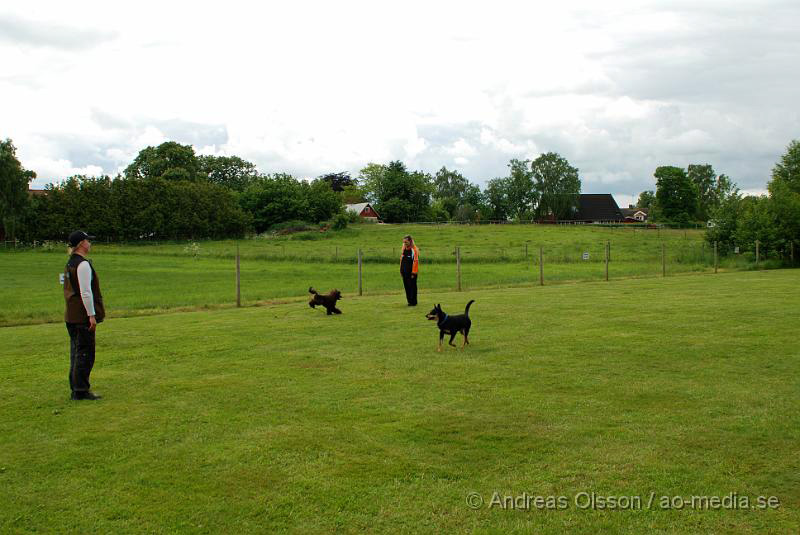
xmin=1 ymin=266 xmax=798 ymax=533
xmin=0 ymin=223 xmax=770 ymax=327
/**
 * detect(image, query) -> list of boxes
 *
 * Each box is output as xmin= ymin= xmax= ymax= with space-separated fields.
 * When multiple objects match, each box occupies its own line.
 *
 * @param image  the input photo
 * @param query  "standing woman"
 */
xmin=63 ymin=230 xmax=105 ymax=400
xmin=400 ymin=234 xmax=419 ymax=306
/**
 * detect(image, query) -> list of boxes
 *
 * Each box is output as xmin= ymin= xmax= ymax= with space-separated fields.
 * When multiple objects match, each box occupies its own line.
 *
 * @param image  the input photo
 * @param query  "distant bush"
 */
xmin=332 ymin=213 xmax=349 ymax=230
xmin=268 ymin=220 xmax=315 ymax=234
xmin=293 ymin=232 xmax=325 ymax=241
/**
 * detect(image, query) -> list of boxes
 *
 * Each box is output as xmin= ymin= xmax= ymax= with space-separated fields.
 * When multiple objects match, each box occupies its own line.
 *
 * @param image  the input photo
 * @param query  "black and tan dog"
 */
xmin=426 ymin=300 xmax=474 ymax=351
xmin=308 ymin=287 xmax=343 ymax=315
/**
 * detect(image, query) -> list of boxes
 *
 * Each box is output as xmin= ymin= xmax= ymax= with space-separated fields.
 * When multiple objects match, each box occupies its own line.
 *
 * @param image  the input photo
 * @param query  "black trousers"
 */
xmin=402 ymin=274 xmax=418 ymax=305
xmin=66 ymin=322 xmax=95 ymax=394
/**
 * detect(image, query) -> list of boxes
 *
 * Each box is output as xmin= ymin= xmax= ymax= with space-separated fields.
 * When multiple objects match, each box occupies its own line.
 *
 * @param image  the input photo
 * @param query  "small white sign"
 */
xmin=734 ymin=246 xmax=740 ymax=254
xmin=582 ymin=252 xmax=590 ymax=260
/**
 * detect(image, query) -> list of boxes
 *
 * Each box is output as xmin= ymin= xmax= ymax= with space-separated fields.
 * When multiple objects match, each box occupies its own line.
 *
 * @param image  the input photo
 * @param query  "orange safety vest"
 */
xmin=401 ymin=244 xmax=419 ymax=274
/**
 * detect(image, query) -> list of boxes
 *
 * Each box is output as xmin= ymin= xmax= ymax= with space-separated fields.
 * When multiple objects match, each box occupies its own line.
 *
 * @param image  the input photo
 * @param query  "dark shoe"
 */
xmin=71 ymin=391 xmax=102 ymax=401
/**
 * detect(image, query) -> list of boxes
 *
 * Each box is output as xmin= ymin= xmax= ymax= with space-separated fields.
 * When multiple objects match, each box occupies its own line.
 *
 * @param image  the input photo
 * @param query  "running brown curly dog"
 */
xmin=308 ymin=287 xmax=343 ymax=315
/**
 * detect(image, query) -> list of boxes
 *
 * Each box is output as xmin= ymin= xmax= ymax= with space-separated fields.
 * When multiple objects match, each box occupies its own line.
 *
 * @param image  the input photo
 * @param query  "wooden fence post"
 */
xmin=235 ymin=244 xmax=241 ymax=307
xmin=755 ymin=240 xmax=760 ymax=265
xmin=358 ymin=248 xmax=363 ymax=296
xmin=539 ymin=246 xmax=544 ymax=286
xmin=662 ymin=243 xmax=666 ymax=277
xmin=714 ymin=241 xmax=718 ymax=274
xmin=456 ymin=246 xmax=462 ymax=291
xmin=791 ymin=241 xmax=795 ymax=264
xmin=605 ymin=241 xmax=609 ymax=281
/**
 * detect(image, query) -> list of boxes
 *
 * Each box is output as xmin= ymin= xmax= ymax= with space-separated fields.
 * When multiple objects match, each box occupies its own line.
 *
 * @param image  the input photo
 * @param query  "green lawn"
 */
xmin=1 ymin=270 xmax=798 ymax=533
xmin=2 ymin=224 xmax=764 ymax=327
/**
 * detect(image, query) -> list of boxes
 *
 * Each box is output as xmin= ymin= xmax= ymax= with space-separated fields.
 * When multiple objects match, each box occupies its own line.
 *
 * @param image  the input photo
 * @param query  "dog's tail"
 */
xmin=309 ymin=287 xmax=318 ymax=295
xmin=465 ymin=299 xmax=475 ymax=316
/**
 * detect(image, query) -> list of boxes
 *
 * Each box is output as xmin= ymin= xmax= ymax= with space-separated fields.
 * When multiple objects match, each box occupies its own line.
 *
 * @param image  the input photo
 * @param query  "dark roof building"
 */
xmin=570 ymin=194 xmax=624 ymax=223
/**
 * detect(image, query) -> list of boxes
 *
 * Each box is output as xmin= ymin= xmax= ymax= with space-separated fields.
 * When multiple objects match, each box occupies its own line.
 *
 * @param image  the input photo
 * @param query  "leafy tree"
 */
xmin=687 ymin=164 xmax=716 ymax=220
xmin=27 ymin=174 xmax=249 ymax=241
xmin=655 ymin=166 xmax=698 ymax=223
xmin=319 ymin=172 xmax=354 ymax=192
xmin=198 ymin=155 xmax=259 ymax=191
xmin=340 ymin=182 xmax=368 ymax=204
xmin=67 ymin=175 xmax=117 ymax=239
xmin=429 ymin=199 xmax=450 ymax=222
xmin=453 ymin=203 xmax=479 ymax=222
xmin=505 ymin=159 xmax=537 ymax=218
xmin=433 ymin=167 xmax=470 ymax=200
xmin=531 ymin=153 xmax=580 ymax=220
xmin=367 ymin=161 xmax=432 ymax=223
xmin=239 ymin=174 xmax=309 ymax=233
xmin=709 ymin=140 xmax=800 ymax=258
xmin=734 ymin=196 xmax=778 ymax=255
xmin=166 ymin=179 xmax=250 ymax=239
xmin=358 ymin=163 xmax=388 ymax=204
xmin=770 ymin=139 xmax=800 ymax=193
xmin=483 ymin=178 xmax=511 ymax=220
xmin=463 ymin=183 xmax=484 ymax=210
xmin=304 ymin=179 xmax=344 ymax=223
xmin=767 ymin=139 xmax=800 ymax=252
xmin=462 ymin=183 xmax=486 ymax=222
xmin=768 ymin=180 xmax=800 ymax=251
xmin=637 ymin=190 xmax=656 ymax=212
xmin=705 ymin=191 xmax=742 ymax=251
xmin=432 ymin=167 xmax=468 ymax=217
xmin=713 ymin=174 xmax=736 ymax=206
xmin=0 ymin=139 xmax=36 ymax=240
xmin=125 ymin=141 xmax=201 ymax=181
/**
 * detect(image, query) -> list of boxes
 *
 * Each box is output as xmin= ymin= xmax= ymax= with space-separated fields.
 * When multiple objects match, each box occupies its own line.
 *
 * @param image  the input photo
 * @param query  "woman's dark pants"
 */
xmin=66 ymin=322 xmax=95 ymax=395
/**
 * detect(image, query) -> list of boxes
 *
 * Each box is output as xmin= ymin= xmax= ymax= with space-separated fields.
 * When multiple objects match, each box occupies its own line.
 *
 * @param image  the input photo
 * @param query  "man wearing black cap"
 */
xmin=63 ymin=230 xmax=105 ymax=401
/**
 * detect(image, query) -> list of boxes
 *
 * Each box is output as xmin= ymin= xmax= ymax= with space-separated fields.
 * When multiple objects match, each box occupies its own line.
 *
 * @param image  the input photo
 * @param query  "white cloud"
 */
xmin=27 ymin=157 xmax=104 ymax=183
xmin=2 ymin=0 xmax=799 ymax=200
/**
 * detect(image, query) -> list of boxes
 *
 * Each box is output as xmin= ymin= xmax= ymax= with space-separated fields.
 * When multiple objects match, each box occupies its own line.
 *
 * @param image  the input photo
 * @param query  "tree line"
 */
xmin=1 ymin=140 xmax=584 ymax=240
xmin=634 ymin=141 xmax=799 ymax=258
xmin=2 ymin=137 xmax=798 ymax=252
xmin=704 ymin=141 xmax=800 ymax=258
xmin=635 ymin=164 xmax=736 ymax=225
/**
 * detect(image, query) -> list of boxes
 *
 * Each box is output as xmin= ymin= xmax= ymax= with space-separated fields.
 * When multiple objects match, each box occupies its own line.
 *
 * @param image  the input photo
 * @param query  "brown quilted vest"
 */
xmin=63 ymin=254 xmax=105 ymax=323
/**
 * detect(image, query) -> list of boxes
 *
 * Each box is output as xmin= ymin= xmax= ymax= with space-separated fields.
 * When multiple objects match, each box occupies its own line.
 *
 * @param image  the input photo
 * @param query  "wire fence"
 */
xmin=1 ymin=234 xmax=795 ymax=320
xmin=219 ymin=240 xmax=793 ymax=304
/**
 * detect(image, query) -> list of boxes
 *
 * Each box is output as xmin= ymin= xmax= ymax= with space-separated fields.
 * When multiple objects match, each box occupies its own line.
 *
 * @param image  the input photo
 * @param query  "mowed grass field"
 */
xmin=1 ymin=224 xmax=751 ymax=327
xmin=1 ymin=270 xmax=798 ymax=533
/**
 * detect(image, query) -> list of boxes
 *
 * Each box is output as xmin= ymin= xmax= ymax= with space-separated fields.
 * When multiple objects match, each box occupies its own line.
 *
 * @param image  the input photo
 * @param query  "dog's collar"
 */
xmin=441 ymin=313 xmax=448 ymax=322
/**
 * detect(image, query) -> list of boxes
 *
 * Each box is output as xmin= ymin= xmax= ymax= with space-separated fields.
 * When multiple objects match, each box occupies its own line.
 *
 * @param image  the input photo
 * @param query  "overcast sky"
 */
xmin=3 ymin=0 xmax=798 ymax=206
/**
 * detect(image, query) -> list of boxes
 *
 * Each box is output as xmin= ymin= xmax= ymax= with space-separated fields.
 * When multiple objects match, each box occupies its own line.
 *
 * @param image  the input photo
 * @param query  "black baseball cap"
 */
xmin=68 ymin=230 xmax=96 ymax=247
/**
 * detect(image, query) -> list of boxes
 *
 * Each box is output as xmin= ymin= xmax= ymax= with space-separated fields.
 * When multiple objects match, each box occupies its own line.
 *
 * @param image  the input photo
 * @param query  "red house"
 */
xmin=345 ymin=203 xmax=380 ymax=221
